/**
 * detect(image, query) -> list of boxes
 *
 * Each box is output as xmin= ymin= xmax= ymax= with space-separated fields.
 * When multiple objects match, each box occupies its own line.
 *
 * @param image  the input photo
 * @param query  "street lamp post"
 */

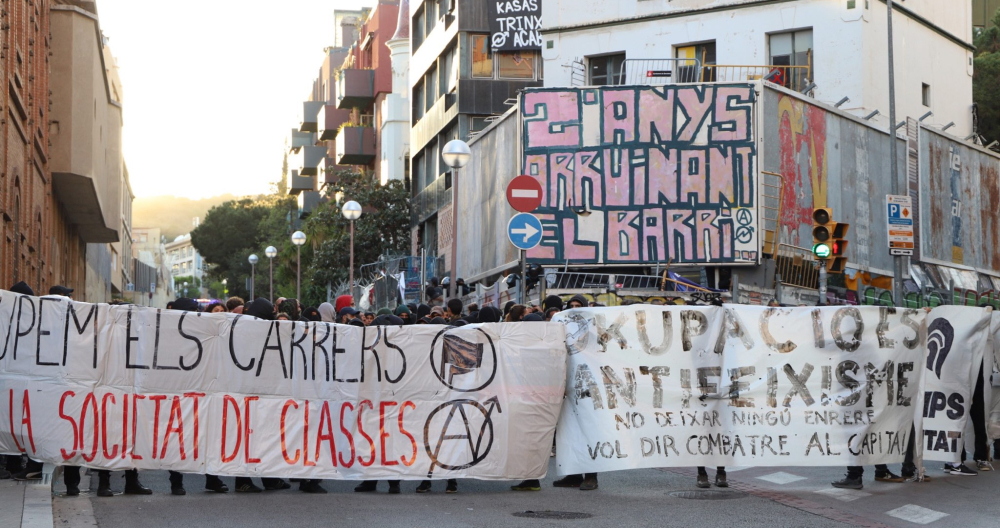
xmin=342 ymin=201 xmax=362 ymax=302
xmin=183 ymin=281 xmax=188 ymax=299
xmin=222 ymin=278 xmax=228 ymax=299
xmin=248 ymin=254 xmax=258 ymax=300
xmin=265 ymin=246 xmax=277 ymax=302
xmin=441 ymin=139 xmax=471 ymax=298
xmin=291 ymin=232 xmax=307 ymax=300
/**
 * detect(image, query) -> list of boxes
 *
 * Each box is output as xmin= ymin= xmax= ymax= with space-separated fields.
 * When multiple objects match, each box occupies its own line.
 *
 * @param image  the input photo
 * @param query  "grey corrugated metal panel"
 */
xmin=457 ymin=110 xmax=521 ymax=280
xmin=918 ymin=126 xmax=1000 ymax=272
xmin=760 ymin=84 xmax=901 ymax=275
xmin=457 ymin=0 xmax=489 ymax=32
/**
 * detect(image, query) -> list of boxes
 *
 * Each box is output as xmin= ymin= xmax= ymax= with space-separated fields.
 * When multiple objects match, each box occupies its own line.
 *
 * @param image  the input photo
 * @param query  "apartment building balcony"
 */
xmin=289 ymin=129 xmax=313 ymax=152
xmin=298 ymin=190 xmax=326 ymax=219
xmin=299 ymin=101 xmax=323 ymax=133
xmin=335 ymin=125 xmax=376 ymax=165
xmin=317 ymin=104 xmax=352 ymax=141
xmin=286 ymin=169 xmax=314 ymax=195
xmin=293 ymin=145 xmax=326 ymax=177
xmin=336 ymin=68 xmax=375 ymax=110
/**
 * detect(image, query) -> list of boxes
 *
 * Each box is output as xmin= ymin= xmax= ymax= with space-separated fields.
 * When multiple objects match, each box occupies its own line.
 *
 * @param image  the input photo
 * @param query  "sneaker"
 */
xmin=415 ymin=480 xmax=432 ymax=493
xmin=976 ymin=460 xmax=993 ymax=471
xmin=205 ymin=478 xmax=229 ymax=493
xmin=874 ymin=471 xmax=905 ymax=483
xmin=510 ymin=479 xmax=541 ymax=491
xmin=12 ymin=470 xmax=42 ymax=481
xmin=553 ymin=474 xmax=583 ymax=488
xmin=904 ymin=474 xmax=932 ymax=483
xmin=299 ymin=481 xmax=327 ymax=494
xmin=696 ymin=474 xmax=710 ymax=488
xmin=263 ymin=480 xmax=291 ymax=491
xmin=66 ymin=485 xmax=80 ymax=497
xmin=579 ymin=473 xmax=598 ymax=491
xmin=388 ymin=482 xmax=400 ymax=494
xmin=171 ymin=486 xmax=186 ymax=496
xmin=445 ymin=479 xmax=458 ymax=493
xmin=235 ymin=482 xmax=263 ymax=493
xmin=831 ymin=476 xmax=863 ymax=490
xmin=945 ymin=463 xmax=978 ymax=476
xmin=715 ymin=474 xmax=728 ymax=488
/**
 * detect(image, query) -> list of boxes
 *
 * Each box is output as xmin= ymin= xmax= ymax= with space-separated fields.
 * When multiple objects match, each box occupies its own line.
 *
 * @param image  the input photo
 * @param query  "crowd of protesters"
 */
xmin=0 ymin=279 xmax=990 ymax=497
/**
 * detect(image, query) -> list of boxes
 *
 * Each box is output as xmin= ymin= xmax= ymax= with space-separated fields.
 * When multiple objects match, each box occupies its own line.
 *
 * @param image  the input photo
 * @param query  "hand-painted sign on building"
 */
xmin=520 ymin=85 xmax=759 ymax=266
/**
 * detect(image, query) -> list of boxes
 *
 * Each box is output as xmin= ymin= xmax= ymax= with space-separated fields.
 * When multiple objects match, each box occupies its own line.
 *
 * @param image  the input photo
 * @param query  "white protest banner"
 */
xmin=0 ymin=292 xmax=567 ymax=480
xmin=554 ymin=305 xmax=988 ymax=473
xmin=920 ymin=305 xmax=991 ymax=462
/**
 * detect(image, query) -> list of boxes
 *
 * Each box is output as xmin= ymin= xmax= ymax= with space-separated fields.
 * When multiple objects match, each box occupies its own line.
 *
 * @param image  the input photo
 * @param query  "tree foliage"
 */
xmin=974 ymin=9 xmax=1000 ymax=145
xmin=188 ymin=167 xmax=411 ymax=308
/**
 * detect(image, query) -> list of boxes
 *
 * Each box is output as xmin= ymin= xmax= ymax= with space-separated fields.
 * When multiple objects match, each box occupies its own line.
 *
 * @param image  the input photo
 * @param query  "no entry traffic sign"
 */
xmin=506 ymin=175 xmax=543 ymax=213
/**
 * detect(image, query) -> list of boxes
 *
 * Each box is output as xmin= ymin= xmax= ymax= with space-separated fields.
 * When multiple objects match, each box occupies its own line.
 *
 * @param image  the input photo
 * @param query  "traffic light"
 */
xmin=812 ymin=208 xmax=833 ymax=259
xmin=525 ymin=264 xmax=543 ymax=293
xmin=826 ymin=223 xmax=850 ymax=274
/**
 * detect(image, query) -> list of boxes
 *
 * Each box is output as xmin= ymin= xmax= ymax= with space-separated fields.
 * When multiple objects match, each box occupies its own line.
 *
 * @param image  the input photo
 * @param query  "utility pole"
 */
xmin=887 ymin=0 xmax=904 ymax=308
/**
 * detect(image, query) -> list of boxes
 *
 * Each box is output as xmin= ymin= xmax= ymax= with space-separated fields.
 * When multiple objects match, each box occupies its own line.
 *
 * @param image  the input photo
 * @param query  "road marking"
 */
xmin=814 ymin=487 xmax=871 ymax=502
xmin=511 ymin=189 xmax=539 ymax=198
xmin=756 ymin=472 xmax=807 ymax=485
xmin=885 ymin=505 xmax=949 ymax=525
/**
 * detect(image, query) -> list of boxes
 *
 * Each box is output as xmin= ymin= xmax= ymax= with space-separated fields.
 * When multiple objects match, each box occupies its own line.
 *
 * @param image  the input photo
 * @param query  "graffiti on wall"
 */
xmin=520 ymin=84 xmax=759 ymax=265
xmin=777 ymin=94 xmax=828 ymax=245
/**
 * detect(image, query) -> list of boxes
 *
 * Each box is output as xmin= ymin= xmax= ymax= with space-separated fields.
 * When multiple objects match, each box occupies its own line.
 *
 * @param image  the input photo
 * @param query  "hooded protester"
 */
xmin=302 ymin=307 xmax=322 ymax=322
xmin=9 ymin=281 xmax=33 ymax=296
xmin=278 ymin=298 xmax=301 ymax=320
xmin=335 ymin=294 xmax=355 ymax=313
xmin=462 ymin=310 xmax=480 ymax=325
xmin=522 ymin=313 xmax=544 ymax=322
xmin=416 ymin=304 xmax=431 ymax=322
xmin=348 ymin=318 xmax=366 ymax=328
xmin=377 ymin=308 xmax=393 ymax=316
xmin=543 ymin=295 xmax=564 ymax=312
xmin=478 ymin=306 xmax=503 ymax=323
xmin=566 ymin=294 xmax=589 ymax=309
xmin=445 ymin=298 xmax=464 ymax=321
xmin=230 ymin=299 xmax=293 ymax=493
xmin=424 ymin=277 xmax=444 ymax=306
xmin=318 ymin=302 xmax=337 ymax=323
xmin=393 ymin=304 xmax=413 ymax=324
xmin=159 ymin=300 xmax=228 ymax=497
xmin=428 ymin=316 xmax=448 ymax=325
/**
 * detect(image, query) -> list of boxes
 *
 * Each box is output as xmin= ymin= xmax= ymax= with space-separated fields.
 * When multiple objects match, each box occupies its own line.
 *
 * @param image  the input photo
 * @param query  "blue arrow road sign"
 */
xmin=507 ymin=213 xmax=543 ymax=251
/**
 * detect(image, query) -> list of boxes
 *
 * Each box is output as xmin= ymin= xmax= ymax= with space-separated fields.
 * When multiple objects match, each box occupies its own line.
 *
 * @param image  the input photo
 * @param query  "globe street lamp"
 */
xmin=441 ymin=139 xmax=471 ymax=298
xmin=248 ymin=254 xmax=259 ymax=300
xmin=183 ymin=281 xmax=188 ymax=299
xmin=291 ymin=232 xmax=307 ymax=300
xmin=341 ymin=200 xmax=363 ymax=301
xmin=265 ymin=245 xmax=278 ymax=302
xmin=222 ymin=278 xmax=228 ymax=299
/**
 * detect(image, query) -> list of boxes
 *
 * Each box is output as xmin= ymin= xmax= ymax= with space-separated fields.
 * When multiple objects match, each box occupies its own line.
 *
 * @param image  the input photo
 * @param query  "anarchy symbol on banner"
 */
xmin=423 ymin=397 xmax=502 ymax=477
xmin=491 ymin=32 xmax=506 ymax=49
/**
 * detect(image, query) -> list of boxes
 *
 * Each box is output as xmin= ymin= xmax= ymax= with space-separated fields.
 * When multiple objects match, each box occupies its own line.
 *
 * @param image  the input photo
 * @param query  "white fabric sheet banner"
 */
xmin=0 ymin=292 xmax=567 ymax=480
xmin=555 ymin=305 xmax=993 ymax=473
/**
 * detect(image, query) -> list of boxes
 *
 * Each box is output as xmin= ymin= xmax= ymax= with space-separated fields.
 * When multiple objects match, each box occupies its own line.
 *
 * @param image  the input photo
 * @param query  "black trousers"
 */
xmin=846 ymin=464 xmax=889 ymax=479
xmin=963 ymin=363 xmax=989 ymax=462
xmin=169 ymin=471 xmax=223 ymax=487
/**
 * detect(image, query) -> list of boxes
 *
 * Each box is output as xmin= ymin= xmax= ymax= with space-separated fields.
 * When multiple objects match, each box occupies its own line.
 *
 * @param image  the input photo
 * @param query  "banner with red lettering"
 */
xmin=0 ymin=292 xmax=567 ymax=480
xmin=554 ymin=305 xmax=993 ymax=473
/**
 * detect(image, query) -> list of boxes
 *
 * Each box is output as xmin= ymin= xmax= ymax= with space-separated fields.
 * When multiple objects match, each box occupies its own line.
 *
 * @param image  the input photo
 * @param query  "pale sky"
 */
xmin=97 ymin=0 xmax=374 ymax=199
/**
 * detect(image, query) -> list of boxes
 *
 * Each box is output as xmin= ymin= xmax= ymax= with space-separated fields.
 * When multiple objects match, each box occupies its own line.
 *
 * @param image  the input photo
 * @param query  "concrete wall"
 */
xmin=541 ymin=0 xmax=973 ymax=138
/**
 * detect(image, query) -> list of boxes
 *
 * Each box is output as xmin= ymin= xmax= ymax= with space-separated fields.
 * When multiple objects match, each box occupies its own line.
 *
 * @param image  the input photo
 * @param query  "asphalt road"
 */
xmin=50 ymin=459 xmax=1000 ymax=528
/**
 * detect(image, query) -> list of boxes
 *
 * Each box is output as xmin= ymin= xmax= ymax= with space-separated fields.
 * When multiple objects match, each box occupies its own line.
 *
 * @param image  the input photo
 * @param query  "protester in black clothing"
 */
xmin=425 ymin=277 xmax=444 ymax=306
